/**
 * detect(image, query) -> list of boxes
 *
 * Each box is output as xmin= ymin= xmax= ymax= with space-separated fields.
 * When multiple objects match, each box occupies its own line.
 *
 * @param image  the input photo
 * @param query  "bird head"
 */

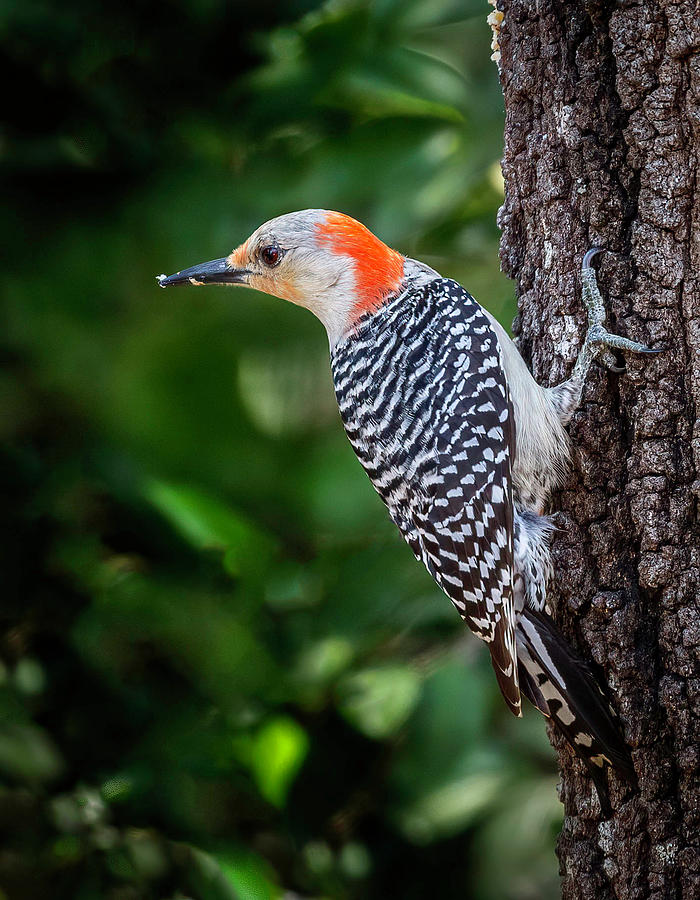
xmin=157 ymin=210 xmax=406 ymax=344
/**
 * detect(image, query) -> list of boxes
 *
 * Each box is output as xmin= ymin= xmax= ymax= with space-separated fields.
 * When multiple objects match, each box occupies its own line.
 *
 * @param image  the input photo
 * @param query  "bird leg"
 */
xmin=548 ymin=248 xmax=661 ymax=425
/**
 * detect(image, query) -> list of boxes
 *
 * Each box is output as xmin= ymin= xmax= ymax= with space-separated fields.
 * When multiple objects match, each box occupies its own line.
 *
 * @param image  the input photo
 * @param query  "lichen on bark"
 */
xmin=496 ymin=2 xmax=699 ymax=898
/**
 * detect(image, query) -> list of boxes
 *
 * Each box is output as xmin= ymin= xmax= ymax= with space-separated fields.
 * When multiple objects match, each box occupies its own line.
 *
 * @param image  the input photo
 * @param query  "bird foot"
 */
xmin=581 ymin=248 xmax=663 ymax=373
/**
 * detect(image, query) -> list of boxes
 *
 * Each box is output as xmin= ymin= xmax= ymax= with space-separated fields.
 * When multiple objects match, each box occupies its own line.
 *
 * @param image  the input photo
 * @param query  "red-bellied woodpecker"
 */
xmin=158 ymin=210 xmax=659 ymax=812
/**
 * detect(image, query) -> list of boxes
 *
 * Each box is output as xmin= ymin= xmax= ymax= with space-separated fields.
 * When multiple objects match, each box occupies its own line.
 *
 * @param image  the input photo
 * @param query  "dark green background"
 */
xmin=1 ymin=1 xmax=561 ymax=897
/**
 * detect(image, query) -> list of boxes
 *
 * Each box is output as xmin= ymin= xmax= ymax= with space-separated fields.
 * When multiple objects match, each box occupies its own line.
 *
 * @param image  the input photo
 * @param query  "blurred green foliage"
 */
xmin=1 ymin=1 xmax=562 ymax=898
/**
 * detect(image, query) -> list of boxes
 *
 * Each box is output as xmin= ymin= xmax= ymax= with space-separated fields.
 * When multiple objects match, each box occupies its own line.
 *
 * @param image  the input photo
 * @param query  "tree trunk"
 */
xmin=496 ymin=2 xmax=698 ymax=899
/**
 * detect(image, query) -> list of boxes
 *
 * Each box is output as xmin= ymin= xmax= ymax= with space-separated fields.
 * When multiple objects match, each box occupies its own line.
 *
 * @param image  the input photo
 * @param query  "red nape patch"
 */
xmin=316 ymin=212 xmax=405 ymax=318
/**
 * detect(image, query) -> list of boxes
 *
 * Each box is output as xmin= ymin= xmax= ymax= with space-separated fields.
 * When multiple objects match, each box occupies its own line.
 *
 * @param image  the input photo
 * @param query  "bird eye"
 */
xmin=261 ymin=245 xmax=281 ymax=267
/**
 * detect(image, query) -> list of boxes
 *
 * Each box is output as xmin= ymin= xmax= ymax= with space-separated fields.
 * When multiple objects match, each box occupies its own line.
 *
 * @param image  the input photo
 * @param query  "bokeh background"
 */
xmin=1 ymin=1 xmax=563 ymax=898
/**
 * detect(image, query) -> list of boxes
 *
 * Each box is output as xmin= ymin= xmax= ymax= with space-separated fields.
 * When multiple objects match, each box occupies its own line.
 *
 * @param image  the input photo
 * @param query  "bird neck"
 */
xmin=348 ymin=251 xmax=443 ymax=316
xmin=329 ymin=256 xmax=441 ymax=347
xmin=315 ymin=213 xmax=408 ymax=325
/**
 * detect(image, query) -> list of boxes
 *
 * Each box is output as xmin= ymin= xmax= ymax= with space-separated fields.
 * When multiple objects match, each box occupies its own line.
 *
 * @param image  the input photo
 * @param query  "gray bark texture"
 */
xmin=496 ymin=2 xmax=699 ymax=899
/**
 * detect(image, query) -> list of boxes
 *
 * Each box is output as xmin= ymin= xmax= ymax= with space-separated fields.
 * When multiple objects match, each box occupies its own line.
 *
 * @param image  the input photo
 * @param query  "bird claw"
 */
xmin=581 ymin=250 xmax=663 ymax=371
xmin=582 ymin=246 xmax=604 ymax=269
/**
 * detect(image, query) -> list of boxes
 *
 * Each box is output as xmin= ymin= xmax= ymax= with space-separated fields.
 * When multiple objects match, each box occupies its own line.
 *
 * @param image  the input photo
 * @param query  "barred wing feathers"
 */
xmin=413 ymin=286 xmax=521 ymax=715
xmin=332 ymin=278 xmax=521 ymax=715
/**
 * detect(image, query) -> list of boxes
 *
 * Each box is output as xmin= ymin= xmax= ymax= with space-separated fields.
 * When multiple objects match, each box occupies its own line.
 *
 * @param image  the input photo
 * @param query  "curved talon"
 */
xmin=583 ymin=247 xmax=604 ymax=269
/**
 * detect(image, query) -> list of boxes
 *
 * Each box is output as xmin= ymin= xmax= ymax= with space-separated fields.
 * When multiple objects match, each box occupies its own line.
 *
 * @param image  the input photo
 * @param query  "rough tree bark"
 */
xmin=496 ymin=2 xmax=698 ymax=899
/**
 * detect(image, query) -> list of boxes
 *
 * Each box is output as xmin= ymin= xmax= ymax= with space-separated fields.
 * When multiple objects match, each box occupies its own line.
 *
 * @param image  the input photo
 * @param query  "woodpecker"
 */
xmin=158 ymin=210 xmax=657 ymax=812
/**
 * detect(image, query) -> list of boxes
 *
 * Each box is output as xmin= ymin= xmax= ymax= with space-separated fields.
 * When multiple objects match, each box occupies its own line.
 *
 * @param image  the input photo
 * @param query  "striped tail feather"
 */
xmin=516 ymin=608 xmax=635 ymax=815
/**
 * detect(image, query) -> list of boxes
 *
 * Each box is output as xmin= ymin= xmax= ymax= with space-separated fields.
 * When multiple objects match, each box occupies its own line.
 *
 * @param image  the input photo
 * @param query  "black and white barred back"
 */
xmin=331 ymin=278 xmax=633 ymax=809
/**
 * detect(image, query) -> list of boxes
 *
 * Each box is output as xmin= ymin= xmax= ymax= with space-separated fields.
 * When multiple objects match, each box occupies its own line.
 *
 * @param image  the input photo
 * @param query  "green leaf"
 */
xmin=0 ymin=723 xmax=64 ymax=784
xmin=295 ymin=636 xmax=354 ymax=685
xmin=392 ymin=770 xmax=505 ymax=844
xmin=177 ymin=845 xmax=241 ymax=900
xmin=143 ymin=479 xmax=276 ymax=574
xmin=214 ymin=848 xmax=282 ymax=900
xmin=337 ymin=665 xmax=422 ymax=739
xmin=242 ymin=717 xmax=310 ymax=808
xmin=332 ymin=81 xmax=464 ymax=122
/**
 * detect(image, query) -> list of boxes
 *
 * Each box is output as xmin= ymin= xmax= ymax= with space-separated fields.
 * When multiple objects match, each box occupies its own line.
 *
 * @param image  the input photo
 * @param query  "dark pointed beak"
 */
xmin=156 ymin=257 xmax=250 ymax=288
